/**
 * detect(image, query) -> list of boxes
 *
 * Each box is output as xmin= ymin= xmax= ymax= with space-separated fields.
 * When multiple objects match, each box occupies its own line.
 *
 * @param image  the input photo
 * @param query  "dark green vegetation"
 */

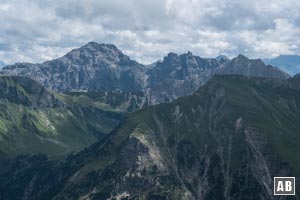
xmin=0 ymin=76 xmax=124 ymax=158
xmin=65 ymin=90 xmax=148 ymax=112
xmin=1 ymin=75 xmax=300 ymax=199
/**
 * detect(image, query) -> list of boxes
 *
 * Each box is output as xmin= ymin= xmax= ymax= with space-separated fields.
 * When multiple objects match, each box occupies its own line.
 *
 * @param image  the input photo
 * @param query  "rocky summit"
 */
xmin=216 ymin=54 xmax=290 ymax=79
xmin=1 ymin=42 xmax=290 ymax=105
xmin=1 ymin=42 xmax=147 ymax=92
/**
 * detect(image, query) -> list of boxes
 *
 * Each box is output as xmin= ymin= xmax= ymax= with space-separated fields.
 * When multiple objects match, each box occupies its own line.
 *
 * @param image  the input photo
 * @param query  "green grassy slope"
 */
xmin=63 ymin=90 xmax=147 ymax=112
xmin=0 ymin=76 xmax=124 ymax=158
xmin=1 ymin=75 xmax=300 ymax=199
xmin=60 ymin=75 xmax=300 ymax=199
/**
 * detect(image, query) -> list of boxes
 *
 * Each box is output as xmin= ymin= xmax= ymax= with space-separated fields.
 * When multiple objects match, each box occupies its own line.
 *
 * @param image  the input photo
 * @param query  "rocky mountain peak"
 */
xmin=215 ymin=55 xmax=230 ymax=64
xmin=162 ymin=52 xmax=179 ymax=65
xmin=294 ymin=73 xmax=300 ymax=78
xmin=166 ymin=52 xmax=178 ymax=58
xmin=81 ymin=42 xmax=120 ymax=54
xmin=0 ymin=42 xmax=146 ymax=92
xmin=235 ymin=54 xmax=249 ymax=62
xmin=186 ymin=51 xmax=193 ymax=56
xmin=216 ymin=54 xmax=290 ymax=79
xmin=232 ymin=54 xmax=265 ymax=66
xmin=64 ymin=42 xmax=129 ymax=65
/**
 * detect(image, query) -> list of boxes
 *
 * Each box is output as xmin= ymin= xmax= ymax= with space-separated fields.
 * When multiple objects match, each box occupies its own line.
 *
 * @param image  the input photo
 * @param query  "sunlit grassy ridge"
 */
xmin=0 ymin=76 xmax=124 ymax=158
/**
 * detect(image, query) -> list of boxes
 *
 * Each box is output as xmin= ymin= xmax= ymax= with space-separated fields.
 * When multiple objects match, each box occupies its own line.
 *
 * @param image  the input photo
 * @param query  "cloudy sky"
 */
xmin=0 ymin=0 xmax=299 ymax=64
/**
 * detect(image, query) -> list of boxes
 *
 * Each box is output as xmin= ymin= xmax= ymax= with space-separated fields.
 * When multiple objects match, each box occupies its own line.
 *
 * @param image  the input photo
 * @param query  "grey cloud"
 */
xmin=205 ymin=7 xmax=277 ymax=31
xmin=0 ymin=0 xmax=299 ymax=64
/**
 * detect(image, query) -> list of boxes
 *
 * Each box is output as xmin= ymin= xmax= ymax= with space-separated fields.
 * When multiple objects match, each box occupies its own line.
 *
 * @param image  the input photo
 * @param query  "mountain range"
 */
xmin=1 ymin=42 xmax=290 ymax=106
xmin=1 ymin=75 xmax=300 ymax=199
xmin=264 ymin=55 xmax=300 ymax=75
xmin=0 ymin=42 xmax=300 ymax=199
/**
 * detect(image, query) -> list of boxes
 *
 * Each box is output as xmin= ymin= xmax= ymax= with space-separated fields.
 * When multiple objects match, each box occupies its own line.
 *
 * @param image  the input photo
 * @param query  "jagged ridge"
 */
xmin=1 ymin=42 xmax=290 ymax=106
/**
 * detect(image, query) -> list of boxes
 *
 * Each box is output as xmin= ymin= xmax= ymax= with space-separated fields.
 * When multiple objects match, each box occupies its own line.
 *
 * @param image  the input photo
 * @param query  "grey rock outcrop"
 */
xmin=1 ymin=42 xmax=291 ymax=106
xmin=216 ymin=54 xmax=290 ymax=80
xmin=1 ymin=42 xmax=147 ymax=92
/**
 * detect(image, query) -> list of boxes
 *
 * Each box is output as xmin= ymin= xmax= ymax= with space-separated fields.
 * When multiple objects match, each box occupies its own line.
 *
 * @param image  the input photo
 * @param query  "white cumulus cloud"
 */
xmin=0 ymin=0 xmax=299 ymax=64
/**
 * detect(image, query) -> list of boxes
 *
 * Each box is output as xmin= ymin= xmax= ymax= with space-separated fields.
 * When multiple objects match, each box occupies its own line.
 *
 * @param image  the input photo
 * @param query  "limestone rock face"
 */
xmin=1 ymin=42 xmax=290 ymax=106
xmin=1 ymin=42 xmax=147 ymax=92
